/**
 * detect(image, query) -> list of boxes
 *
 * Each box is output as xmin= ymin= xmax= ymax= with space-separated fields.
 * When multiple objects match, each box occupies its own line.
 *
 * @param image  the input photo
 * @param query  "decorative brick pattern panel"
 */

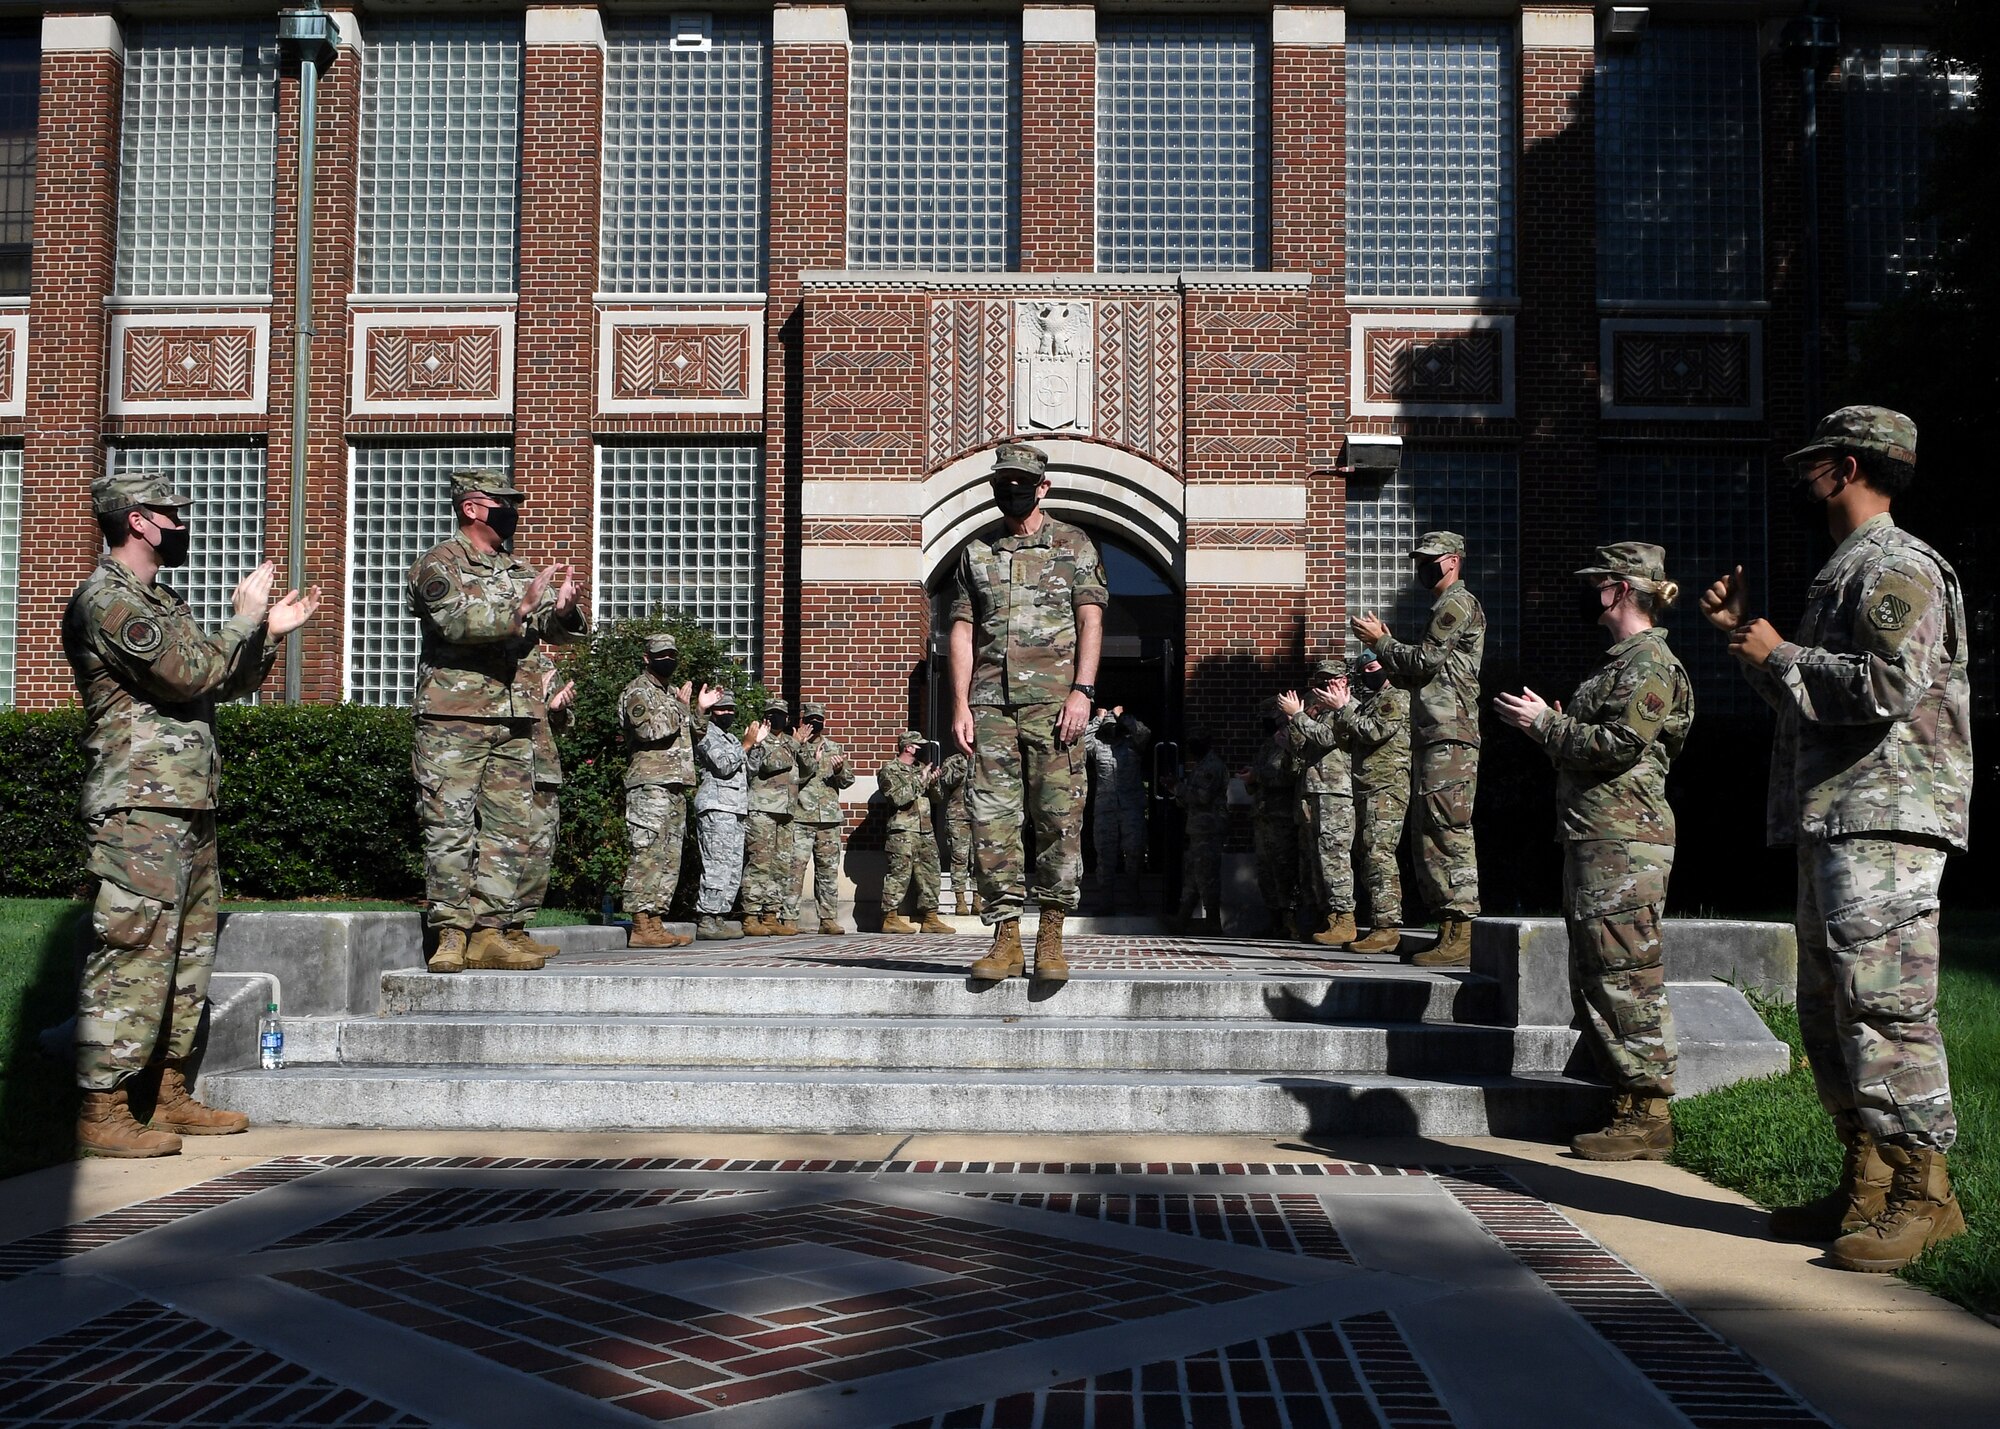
xmin=0 ymin=310 xmax=26 ymax=418
xmin=801 ymin=520 xmax=922 ymax=546
xmin=1094 ymin=299 xmax=1181 ymax=472
xmin=1612 ymin=333 xmax=1750 ymax=407
xmin=619 ymin=327 xmax=748 ymax=402
xmin=926 ymin=297 xmax=1010 ymax=467
xmin=111 ymin=318 xmax=266 ymax=413
xmin=1365 ymin=329 xmax=1504 ymax=405
xmin=349 ymin=313 xmax=514 ymax=416
xmin=1019 ymin=39 xmax=1094 ymax=271
xmin=1185 ymin=524 xmax=1301 ymax=550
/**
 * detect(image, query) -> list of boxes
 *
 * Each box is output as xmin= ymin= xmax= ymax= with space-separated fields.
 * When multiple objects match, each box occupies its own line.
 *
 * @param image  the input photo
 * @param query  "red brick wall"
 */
xmin=1020 ymin=39 xmax=1093 ymax=271
xmin=1184 ymin=584 xmax=1305 ymax=769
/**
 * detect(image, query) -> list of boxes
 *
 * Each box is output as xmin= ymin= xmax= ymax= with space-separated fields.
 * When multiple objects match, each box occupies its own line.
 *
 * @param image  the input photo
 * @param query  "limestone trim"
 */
xmin=1023 ymin=7 xmax=1095 ymax=44
xmin=42 ymin=14 xmax=123 ymax=59
xmin=1186 ymin=549 xmax=1309 ymax=588
xmin=1273 ymin=7 xmax=1346 ymax=47
xmin=1184 ymin=484 xmax=1308 ymax=523
xmin=801 ymin=545 xmax=922 ymax=583
xmin=523 ymin=7 xmax=606 ymax=50
xmin=802 ymin=480 xmax=924 ymax=518
xmin=774 ymin=6 xmax=850 ymax=47
xmin=1521 ymin=8 xmax=1594 ymax=49
xmin=0 ymin=311 xmax=25 ymax=418
xmin=106 ymin=311 xmax=271 ymax=418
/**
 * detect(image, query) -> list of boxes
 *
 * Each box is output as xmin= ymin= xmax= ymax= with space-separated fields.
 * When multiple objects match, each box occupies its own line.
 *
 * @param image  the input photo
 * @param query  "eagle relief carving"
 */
xmin=1014 ymin=298 xmax=1094 ymax=434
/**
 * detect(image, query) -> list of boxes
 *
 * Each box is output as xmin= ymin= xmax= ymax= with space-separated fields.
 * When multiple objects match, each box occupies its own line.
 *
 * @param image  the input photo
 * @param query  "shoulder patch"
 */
xmin=1867 ymin=591 xmax=1911 ymax=633
xmin=1432 ymin=607 xmax=1459 ymax=632
xmin=1627 ymin=671 xmax=1673 ymax=727
xmin=420 ymin=574 xmax=452 ymax=603
xmin=1859 ymin=567 xmax=1933 ymax=653
xmin=116 ymin=615 xmax=163 ymax=656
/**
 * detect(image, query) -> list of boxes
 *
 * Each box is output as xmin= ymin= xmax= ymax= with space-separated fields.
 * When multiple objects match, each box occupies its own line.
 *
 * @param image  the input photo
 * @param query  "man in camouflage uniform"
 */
xmin=1083 ymin=706 xmax=1152 ymax=912
xmin=1173 ymin=733 xmax=1231 ymax=933
xmin=1332 ymin=648 xmax=1411 ymax=953
xmin=932 ymin=750 xmax=978 ymax=915
xmin=791 ymin=700 xmax=856 ymax=935
xmin=620 ymin=633 xmax=696 ymax=949
xmin=1279 ymin=660 xmax=1359 ymax=949
xmin=1243 ymin=697 xmax=1302 ymax=939
xmin=513 ymin=647 xmax=573 ymax=958
xmin=1352 ymin=531 xmax=1486 ymax=967
xmin=692 ymin=685 xmax=748 ymax=941
xmin=64 ymin=470 xmax=318 ymax=1156
xmin=1703 ymin=406 xmax=1971 ymax=1270
xmin=877 ymin=731 xmax=952 ymax=934
xmin=947 ymin=443 xmax=1108 ymax=985
xmin=409 ymin=470 xmax=585 ymax=974
xmin=742 ymin=698 xmax=802 ymax=936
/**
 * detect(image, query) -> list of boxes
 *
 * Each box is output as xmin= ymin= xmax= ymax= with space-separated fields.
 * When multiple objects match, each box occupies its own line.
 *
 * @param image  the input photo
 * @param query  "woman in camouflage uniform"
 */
xmin=1495 ymin=542 xmax=1693 ymax=1163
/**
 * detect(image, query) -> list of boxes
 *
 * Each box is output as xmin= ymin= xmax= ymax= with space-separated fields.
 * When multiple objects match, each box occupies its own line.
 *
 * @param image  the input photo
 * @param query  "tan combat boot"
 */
xmin=78 ymin=1087 xmax=181 ymax=1159
xmin=970 ymin=919 xmax=1024 ymax=980
xmin=955 ymin=892 xmax=971 ymax=916
xmin=772 ymin=916 xmax=801 ymax=936
xmin=151 ymin=1064 xmax=249 ymax=1136
xmin=1350 ymin=926 xmax=1402 ymax=954
xmin=971 ymin=893 xmax=985 ymax=916
xmin=1313 ymin=911 xmax=1359 ymax=947
xmin=1770 ymin=1131 xmax=1891 ymax=1241
xmin=741 ymin=913 xmax=772 ymax=936
xmin=428 ymin=927 xmax=468 ymax=975
xmin=629 ymin=911 xmax=675 ymax=948
xmin=1412 ymin=916 xmax=1472 ymax=968
xmin=1571 ymin=1094 xmax=1675 ymax=1161
xmin=1033 ymin=908 xmax=1070 ymax=986
xmin=506 ymin=926 xmax=561 ymax=958
xmin=466 ymin=928 xmax=546 ymax=970
xmin=1830 ymin=1144 xmax=1966 ymax=1272
xmin=819 ymin=918 xmax=846 ymax=935
xmin=881 ymin=911 xmax=919 ymax=935
xmin=919 ymin=909 xmax=954 ymax=934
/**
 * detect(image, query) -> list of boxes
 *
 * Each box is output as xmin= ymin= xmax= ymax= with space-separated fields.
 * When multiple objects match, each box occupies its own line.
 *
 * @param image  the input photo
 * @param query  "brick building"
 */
xmin=0 ymin=2 xmax=1968 ymax=893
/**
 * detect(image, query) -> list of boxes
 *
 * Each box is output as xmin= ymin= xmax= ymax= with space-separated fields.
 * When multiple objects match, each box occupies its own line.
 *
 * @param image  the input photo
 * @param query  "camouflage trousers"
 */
xmin=77 ymin=809 xmax=218 ymax=1091
xmin=791 ymin=823 xmax=843 ymax=924
xmin=1092 ymin=796 xmax=1148 ymax=880
xmin=1413 ymin=740 xmax=1480 ymax=919
xmin=1301 ymin=795 xmax=1356 ymax=916
xmin=1253 ymin=813 xmax=1299 ymax=919
xmin=1564 ymin=838 xmax=1678 ymax=1098
xmin=518 ymin=784 xmax=558 ymax=918
xmin=694 ymin=810 xmax=746 ymax=917
xmin=1179 ymin=816 xmax=1225 ymax=920
xmin=742 ymin=810 xmax=797 ymax=917
xmin=941 ymin=814 xmax=973 ymax=893
xmin=622 ymin=783 xmax=689 ymax=915
xmin=883 ymin=827 xmax=942 ymax=915
xmin=969 ymin=702 xmax=1086 ymax=923
xmin=1353 ymin=788 xmax=1408 ymax=928
xmin=1796 ymin=837 xmax=1955 ymax=1152
xmin=415 ymin=717 xmax=535 ymax=931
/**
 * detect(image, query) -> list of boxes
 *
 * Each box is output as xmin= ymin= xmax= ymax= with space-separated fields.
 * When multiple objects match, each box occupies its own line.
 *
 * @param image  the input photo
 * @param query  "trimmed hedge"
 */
xmin=0 ymin=709 xmax=89 ymax=898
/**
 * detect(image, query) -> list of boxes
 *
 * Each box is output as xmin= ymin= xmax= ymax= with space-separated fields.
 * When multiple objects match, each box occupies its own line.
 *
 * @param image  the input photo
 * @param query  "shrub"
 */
xmin=0 ymin=709 xmax=89 ymax=897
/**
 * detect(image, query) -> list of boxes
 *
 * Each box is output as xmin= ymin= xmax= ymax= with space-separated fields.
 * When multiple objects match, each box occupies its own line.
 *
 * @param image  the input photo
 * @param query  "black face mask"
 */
xmin=993 ymin=484 xmax=1039 ymax=521
xmin=483 ymin=501 xmax=519 ymax=546
xmin=1261 ymin=718 xmax=1283 ymax=736
xmin=1578 ymin=584 xmax=1613 ymax=624
xmin=767 ymin=714 xmax=792 ymax=734
xmin=1413 ymin=557 xmax=1446 ymax=591
xmin=1358 ymin=668 xmax=1388 ymax=692
xmin=648 ymin=657 xmax=677 ymax=681
xmin=1101 ymin=723 xmax=1123 ymax=742
xmin=711 ymin=711 xmax=735 ymax=729
xmin=142 ymin=512 xmax=191 ymax=568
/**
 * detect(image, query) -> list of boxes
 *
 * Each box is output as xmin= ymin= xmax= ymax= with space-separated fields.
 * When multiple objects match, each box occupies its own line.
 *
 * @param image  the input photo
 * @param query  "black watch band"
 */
xmin=1070 ymin=683 xmax=1096 ymax=699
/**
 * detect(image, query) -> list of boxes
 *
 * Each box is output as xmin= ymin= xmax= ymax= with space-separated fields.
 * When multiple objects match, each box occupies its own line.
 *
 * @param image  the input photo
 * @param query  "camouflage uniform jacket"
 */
xmin=1176 ymin=751 xmax=1232 ymax=836
xmin=1745 ymin=513 xmax=1972 ymax=850
xmin=795 ymin=737 xmax=855 ymax=825
xmin=406 ymin=532 xmax=584 ymax=720
xmin=878 ymin=760 xmax=936 ymax=834
xmin=693 ymin=721 xmax=748 ymax=815
xmin=62 ymin=555 xmax=275 ymax=819
xmin=1246 ymin=737 xmax=1298 ymax=820
xmin=931 ymin=751 xmax=971 ymax=822
xmin=620 ymin=672 xmax=695 ymax=789
xmin=746 ymin=733 xmax=800 ymax=815
xmin=1334 ymin=685 xmax=1411 ymax=797
xmin=1375 ymin=583 xmax=1486 ymax=746
xmin=520 ymin=646 xmax=570 ymax=789
xmin=1286 ymin=710 xmax=1352 ymax=799
xmin=948 ymin=516 xmax=1109 ymax=707
xmin=1529 ymin=627 xmax=1693 ymax=845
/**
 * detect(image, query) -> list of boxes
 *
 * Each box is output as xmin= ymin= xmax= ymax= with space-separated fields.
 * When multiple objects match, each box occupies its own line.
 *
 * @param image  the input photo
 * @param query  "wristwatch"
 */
xmin=1070 ymin=683 xmax=1096 ymax=700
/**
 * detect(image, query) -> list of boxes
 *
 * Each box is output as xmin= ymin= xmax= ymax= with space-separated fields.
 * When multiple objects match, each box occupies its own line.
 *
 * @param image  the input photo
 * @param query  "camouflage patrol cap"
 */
xmin=990 ymin=443 xmax=1049 ymax=481
xmin=1411 ymin=531 xmax=1466 ymax=557
xmin=1784 ymin=406 xmax=1917 ymax=469
xmin=643 ymin=632 xmax=678 ymax=656
xmin=449 ymin=467 xmax=526 ymax=503
xmin=709 ymin=686 xmax=737 ymax=710
xmin=898 ymin=729 xmax=926 ymax=751
xmin=763 ymin=697 xmax=791 ymax=718
xmin=1310 ymin=657 xmax=1345 ymax=682
xmin=91 ymin=470 xmax=193 ymax=515
xmin=800 ymin=700 xmax=827 ymax=720
xmin=1575 ymin=541 xmax=1669 ymax=588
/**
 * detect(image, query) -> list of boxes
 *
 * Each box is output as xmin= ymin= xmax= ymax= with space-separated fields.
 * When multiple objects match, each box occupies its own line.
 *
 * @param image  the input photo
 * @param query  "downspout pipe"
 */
xmin=277 ymin=4 xmax=338 ymax=703
xmin=1785 ymin=6 xmax=1840 ymax=425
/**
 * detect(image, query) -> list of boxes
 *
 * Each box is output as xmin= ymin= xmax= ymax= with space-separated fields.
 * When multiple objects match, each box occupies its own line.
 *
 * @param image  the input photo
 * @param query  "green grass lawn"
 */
xmin=1672 ymin=910 xmax=1999 ymax=1317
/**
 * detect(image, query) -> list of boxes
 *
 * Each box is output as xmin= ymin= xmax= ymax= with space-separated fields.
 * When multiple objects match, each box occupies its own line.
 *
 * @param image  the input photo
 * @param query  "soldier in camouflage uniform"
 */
xmin=1702 ymin=407 xmax=1971 ymax=1271
xmin=409 ymin=470 xmax=585 ymax=975
xmin=932 ymin=751 xmax=978 ymax=915
xmin=513 ymin=647 xmax=573 ymax=958
xmin=1243 ymin=698 xmax=1302 ymax=939
xmin=1172 ymin=733 xmax=1231 ymax=932
xmin=1083 ymin=706 xmax=1152 ymax=911
xmin=877 ymin=731 xmax=952 ymax=934
xmin=1498 ymin=543 xmax=1694 ymax=1161
xmin=1332 ymin=649 xmax=1411 ymax=953
xmin=947 ymin=443 xmax=1108 ymax=985
xmin=791 ymin=700 xmax=856 ymax=935
xmin=1279 ymin=660 xmax=1359 ymax=949
xmin=692 ymin=686 xmax=748 ymax=941
xmin=742 ymin=697 xmax=802 ymax=936
xmin=620 ymin=633 xmax=696 ymax=949
xmin=1352 ymin=531 xmax=1486 ymax=967
xmin=64 ymin=470 xmax=319 ymax=1156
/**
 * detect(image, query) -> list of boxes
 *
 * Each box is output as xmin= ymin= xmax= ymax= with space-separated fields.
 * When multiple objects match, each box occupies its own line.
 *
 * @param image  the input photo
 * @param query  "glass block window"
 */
xmin=0 ymin=29 xmax=36 ymax=296
xmin=115 ymin=23 xmax=279 ymax=298
xmin=1597 ymin=23 xmax=1763 ymax=302
xmin=358 ymin=19 xmax=522 ymax=295
xmin=1345 ymin=448 xmax=1519 ymax=664
xmin=347 ymin=445 xmax=509 ymax=706
xmin=107 ymin=446 xmax=268 ymax=638
xmin=1096 ymin=19 xmax=1268 ymax=273
xmin=1843 ymin=39 xmax=1976 ymax=306
xmin=847 ymin=17 xmax=1017 ymax=272
xmin=0 ymin=446 xmax=20 ymax=706
xmin=601 ymin=16 xmax=768 ymax=294
xmin=1349 ymin=23 xmax=1515 ymax=298
xmin=1601 ymin=448 xmax=1767 ymax=715
xmin=596 ymin=445 xmax=763 ymax=670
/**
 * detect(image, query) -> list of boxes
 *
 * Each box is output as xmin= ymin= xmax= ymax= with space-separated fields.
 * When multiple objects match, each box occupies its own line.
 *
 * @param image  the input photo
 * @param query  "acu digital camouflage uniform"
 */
xmin=790 ymin=703 xmax=856 ymax=929
xmin=407 ymin=471 xmax=585 ymax=935
xmin=878 ymin=736 xmax=943 ymax=918
xmin=1174 ymin=743 xmax=1232 ymax=925
xmin=1246 ymin=706 xmax=1301 ymax=931
xmin=1372 ymin=532 xmax=1486 ymax=921
xmin=516 ymin=645 xmax=570 ymax=922
xmin=620 ymin=635 xmax=696 ymax=917
xmin=1334 ymin=656 xmax=1411 ymax=929
xmin=932 ymin=751 xmax=975 ymax=908
xmin=1286 ymin=660 xmax=1358 ymax=928
xmin=1527 ymin=546 xmax=1695 ymax=1099
xmin=693 ymin=699 xmax=749 ymax=922
xmin=1083 ymin=710 xmax=1152 ymax=888
xmin=64 ymin=472 xmax=277 ymax=1094
xmin=742 ymin=700 xmax=802 ymax=925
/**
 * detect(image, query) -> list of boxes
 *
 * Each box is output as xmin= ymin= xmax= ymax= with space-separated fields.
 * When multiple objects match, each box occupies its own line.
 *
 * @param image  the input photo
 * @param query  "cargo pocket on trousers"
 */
xmin=1421 ymin=780 xmax=1474 ymax=832
xmin=92 ymin=879 xmax=166 ymax=952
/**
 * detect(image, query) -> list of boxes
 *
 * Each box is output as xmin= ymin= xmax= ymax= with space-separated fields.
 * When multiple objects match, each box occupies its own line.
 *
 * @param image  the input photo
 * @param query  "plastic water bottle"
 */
xmin=259 ymin=1003 xmax=285 ymax=1071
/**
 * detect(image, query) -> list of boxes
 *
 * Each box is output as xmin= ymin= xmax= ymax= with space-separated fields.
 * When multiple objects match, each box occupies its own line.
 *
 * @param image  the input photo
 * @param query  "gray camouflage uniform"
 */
xmin=1083 ymin=711 xmax=1152 ymax=882
xmin=620 ymin=654 xmax=696 ymax=917
xmin=1286 ymin=685 xmax=1356 ymax=921
xmin=693 ymin=713 xmax=749 ymax=918
xmin=1175 ymin=748 xmax=1232 ymax=923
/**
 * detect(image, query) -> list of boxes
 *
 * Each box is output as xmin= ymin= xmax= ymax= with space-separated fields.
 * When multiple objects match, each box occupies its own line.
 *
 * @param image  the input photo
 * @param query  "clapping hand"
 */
xmin=1700 ymin=565 xmax=1748 ymax=632
xmin=677 ymin=680 xmax=695 ymax=703
xmin=697 ymin=683 xmax=726 ymax=713
xmin=1728 ymin=618 xmax=1782 ymax=668
xmin=233 ymin=561 xmax=278 ymax=621
xmin=1349 ymin=611 xmax=1390 ymax=645
xmin=1492 ymin=686 xmax=1551 ymax=732
xmin=552 ymin=563 xmax=580 ymax=617
xmin=267 ymin=583 xmax=320 ymax=637
xmin=1275 ymin=689 xmax=1304 ymax=718
xmin=548 ymin=678 xmax=576 ymax=713
xmin=1324 ymin=676 xmax=1350 ymax=710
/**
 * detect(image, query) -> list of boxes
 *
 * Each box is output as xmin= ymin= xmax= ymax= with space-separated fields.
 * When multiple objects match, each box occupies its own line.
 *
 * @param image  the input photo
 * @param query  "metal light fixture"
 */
xmin=1343 ymin=435 xmax=1403 ymax=483
xmin=1599 ymin=6 xmax=1650 ymax=44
